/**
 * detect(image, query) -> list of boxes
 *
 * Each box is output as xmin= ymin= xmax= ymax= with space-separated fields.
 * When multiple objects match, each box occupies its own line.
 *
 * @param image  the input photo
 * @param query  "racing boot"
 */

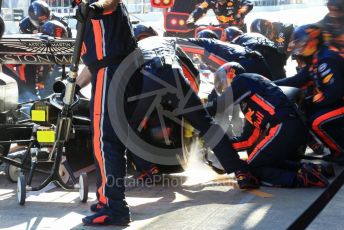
xmin=235 ymin=170 xmax=260 ymax=189
xmin=82 ymin=207 xmax=131 ymax=226
xmin=90 ymin=201 xmax=106 ymax=213
xmin=295 ymin=163 xmax=329 ymax=188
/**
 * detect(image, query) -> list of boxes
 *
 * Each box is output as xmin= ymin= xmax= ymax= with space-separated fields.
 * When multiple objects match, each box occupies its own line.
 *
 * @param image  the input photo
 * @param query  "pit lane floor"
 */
xmin=0 ymin=160 xmax=343 ymax=230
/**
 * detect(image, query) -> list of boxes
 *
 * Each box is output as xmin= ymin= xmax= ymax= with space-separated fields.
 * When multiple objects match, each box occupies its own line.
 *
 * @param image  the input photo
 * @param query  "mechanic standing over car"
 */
xmin=75 ymin=0 xmax=137 ymax=226
xmin=186 ymin=0 xmax=253 ymax=32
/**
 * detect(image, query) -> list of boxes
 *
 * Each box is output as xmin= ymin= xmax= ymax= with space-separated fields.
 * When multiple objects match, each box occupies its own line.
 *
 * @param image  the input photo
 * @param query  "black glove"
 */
xmin=76 ymin=2 xmax=104 ymax=23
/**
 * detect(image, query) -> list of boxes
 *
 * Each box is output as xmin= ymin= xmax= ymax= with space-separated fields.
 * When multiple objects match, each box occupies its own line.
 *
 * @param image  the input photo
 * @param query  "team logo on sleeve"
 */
xmin=318 ymin=63 xmax=327 ymax=72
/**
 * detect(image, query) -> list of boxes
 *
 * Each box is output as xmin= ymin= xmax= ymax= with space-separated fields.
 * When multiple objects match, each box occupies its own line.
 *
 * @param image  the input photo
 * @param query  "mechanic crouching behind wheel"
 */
xmin=129 ymin=36 xmax=260 ymax=189
xmin=275 ymin=24 xmax=344 ymax=163
xmin=210 ymin=62 xmax=331 ymax=188
xmin=186 ymin=0 xmax=253 ymax=32
xmin=177 ymin=38 xmax=273 ymax=79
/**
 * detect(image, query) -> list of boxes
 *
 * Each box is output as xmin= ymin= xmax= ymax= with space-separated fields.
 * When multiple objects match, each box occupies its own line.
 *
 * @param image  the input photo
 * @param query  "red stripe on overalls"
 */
xmin=233 ymin=128 xmax=261 ymax=151
xmin=180 ymin=46 xmax=205 ymax=55
xmin=208 ymin=53 xmax=227 ymax=66
xmin=91 ymin=19 xmax=107 ymax=205
xmin=181 ymin=63 xmax=199 ymax=93
xmin=250 ymin=94 xmax=276 ymax=116
xmin=312 ymin=106 xmax=344 ymax=155
xmin=247 ymin=124 xmax=282 ymax=163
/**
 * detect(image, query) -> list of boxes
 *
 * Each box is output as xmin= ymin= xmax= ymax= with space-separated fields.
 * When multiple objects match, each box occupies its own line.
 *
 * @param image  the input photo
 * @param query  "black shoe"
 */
xmin=235 ymin=170 xmax=260 ymax=189
xmin=82 ymin=207 xmax=131 ymax=226
xmin=90 ymin=202 xmax=106 ymax=213
xmin=296 ymin=163 xmax=329 ymax=188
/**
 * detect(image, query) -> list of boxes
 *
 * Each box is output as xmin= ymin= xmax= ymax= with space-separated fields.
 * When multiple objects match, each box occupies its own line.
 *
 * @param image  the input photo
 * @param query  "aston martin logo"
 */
xmin=0 ymin=37 xmax=75 ymax=65
xmin=0 ymin=38 xmax=74 ymax=55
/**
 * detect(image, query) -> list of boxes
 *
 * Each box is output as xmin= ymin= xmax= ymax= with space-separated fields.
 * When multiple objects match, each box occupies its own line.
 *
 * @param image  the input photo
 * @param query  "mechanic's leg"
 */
xmin=89 ymin=66 xmax=129 ymax=218
xmin=248 ymin=119 xmax=308 ymax=187
xmin=310 ymin=107 xmax=344 ymax=157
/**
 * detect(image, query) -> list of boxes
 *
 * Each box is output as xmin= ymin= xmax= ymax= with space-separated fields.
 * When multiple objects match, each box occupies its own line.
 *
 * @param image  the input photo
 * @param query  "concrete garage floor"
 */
xmin=0 ymin=161 xmax=343 ymax=230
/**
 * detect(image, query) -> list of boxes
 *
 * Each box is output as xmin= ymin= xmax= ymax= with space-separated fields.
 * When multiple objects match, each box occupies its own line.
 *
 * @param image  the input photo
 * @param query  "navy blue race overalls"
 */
xmin=232 ymin=32 xmax=287 ymax=79
xmin=128 ymin=36 xmax=250 ymax=174
xmin=214 ymin=73 xmax=308 ymax=187
xmin=177 ymin=38 xmax=273 ymax=79
xmin=275 ymin=46 xmax=344 ymax=157
xmin=81 ymin=2 xmax=137 ymax=217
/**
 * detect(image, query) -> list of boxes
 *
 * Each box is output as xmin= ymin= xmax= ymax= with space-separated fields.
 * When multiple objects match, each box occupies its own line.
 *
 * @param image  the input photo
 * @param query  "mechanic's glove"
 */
xmin=186 ymin=17 xmax=196 ymax=29
xmin=75 ymin=2 xmax=104 ymax=22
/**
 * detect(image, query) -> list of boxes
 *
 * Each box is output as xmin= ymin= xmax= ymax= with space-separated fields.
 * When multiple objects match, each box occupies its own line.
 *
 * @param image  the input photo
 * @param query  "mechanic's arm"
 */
xmin=210 ymin=76 xmax=258 ymax=151
xmin=274 ymin=67 xmax=312 ymax=88
xmin=187 ymin=0 xmax=213 ymax=24
xmin=312 ymin=58 xmax=344 ymax=109
xmin=231 ymin=122 xmax=259 ymax=151
xmin=177 ymin=38 xmax=223 ymax=70
xmin=76 ymin=66 xmax=92 ymax=88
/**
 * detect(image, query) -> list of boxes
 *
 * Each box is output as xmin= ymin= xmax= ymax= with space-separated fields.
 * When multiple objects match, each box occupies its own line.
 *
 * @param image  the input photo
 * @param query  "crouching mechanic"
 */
xmin=211 ymin=62 xmax=331 ymax=188
xmin=275 ymin=24 xmax=344 ymax=162
xmin=128 ymin=36 xmax=260 ymax=188
xmin=226 ymin=28 xmax=287 ymax=79
xmin=176 ymin=38 xmax=273 ymax=79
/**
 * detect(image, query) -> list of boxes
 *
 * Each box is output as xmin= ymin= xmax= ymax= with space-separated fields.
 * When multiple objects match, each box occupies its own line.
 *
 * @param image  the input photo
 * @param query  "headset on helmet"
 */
xmin=133 ymin=24 xmax=158 ymax=41
xmin=288 ymin=24 xmax=322 ymax=57
xmin=214 ymin=62 xmax=246 ymax=95
xmin=196 ymin=29 xmax=219 ymax=39
xmin=41 ymin=20 xmax=68 ymax=38
xmin=250 ymin=19 xmax=273 ymax=39
xmin=224 ymin=26 xmax=244 ymax=42
xmin=28 ymin=0 xmax=51 ymax=28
